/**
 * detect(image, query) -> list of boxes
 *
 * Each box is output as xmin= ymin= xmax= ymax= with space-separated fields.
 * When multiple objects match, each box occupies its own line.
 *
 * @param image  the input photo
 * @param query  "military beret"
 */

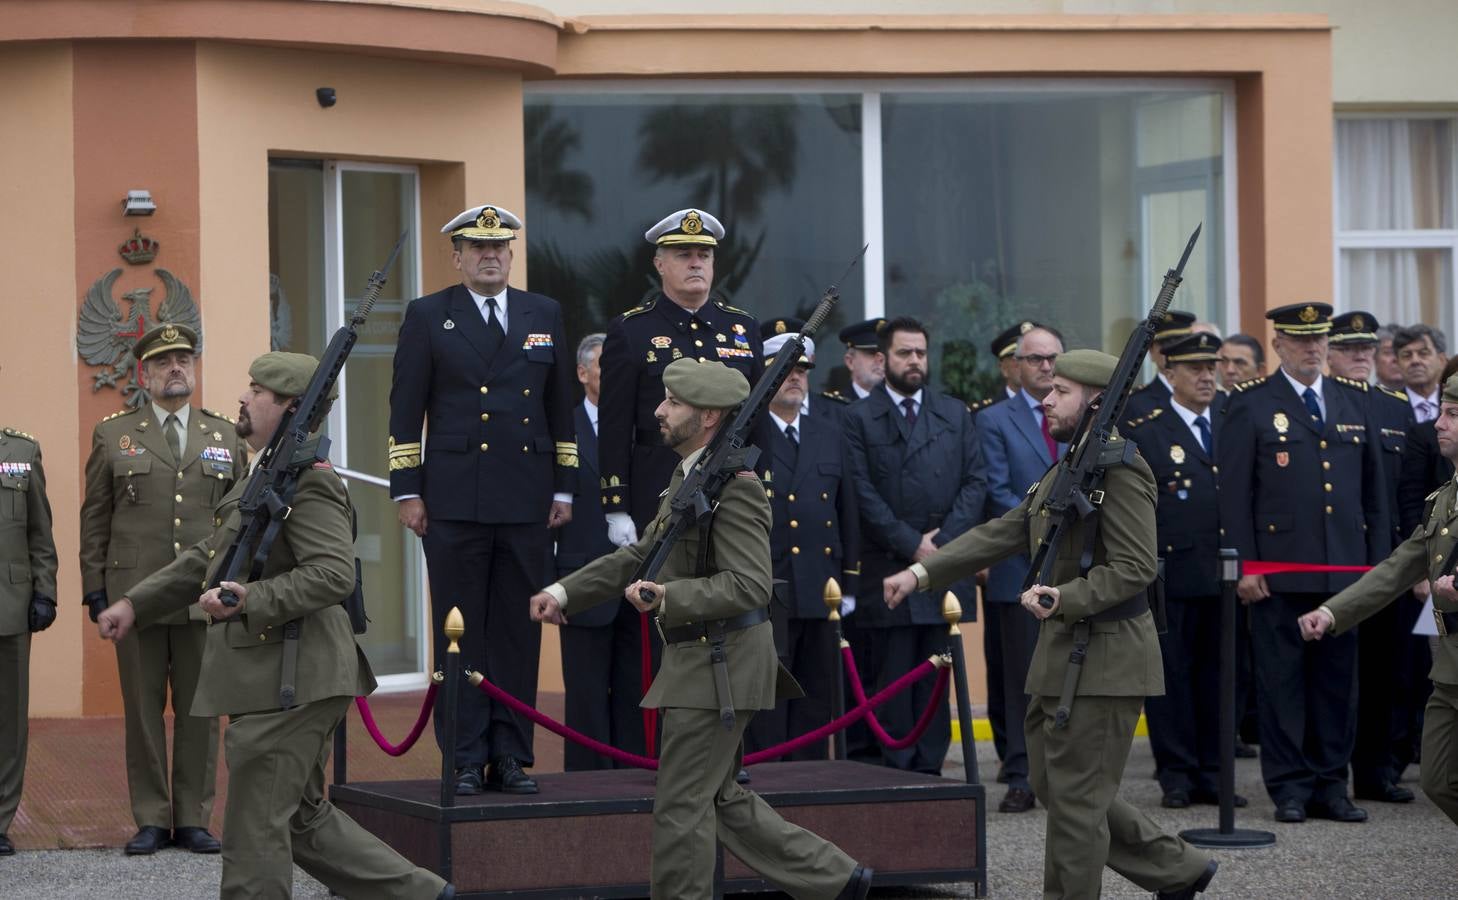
xmin=991 ymin=321 xmax=1041 ymax=359
xmin=248 ymin=351 xmax=338 ymax=401
xmin=838 ymin=318 xmax=886 ymax=351
xmin=663 ymin=358 xmax=749 ymax=409
xmin=1266 ymin=301 xmax=1333 ymax=335
xmin=1153 ymin=310 xmax=1197 ymax=344
xmin=441 ymin=204 xmax=521 ymax=242
xmin=133 ymin=323 xmax=198 ymax=361
xmin=763 ymin=333 xmax=815 ymax=367
xmin=1163 ymin=331 xmax=1222 ymax=364
xmin=1329 ymin=310 xmax=1380 ymax=345
xmin=761 ymin=317 xmax=806 ymax=340
xmin=645 ymin=208 xmax=724 ymax=247
xmin=1444 ymin=373 xmax=1458 ymax=405
xmin=1054 ymin=349 xmax=1119 ymax=388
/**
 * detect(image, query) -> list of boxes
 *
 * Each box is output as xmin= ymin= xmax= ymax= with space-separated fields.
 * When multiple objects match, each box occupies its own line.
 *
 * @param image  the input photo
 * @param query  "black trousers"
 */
xmin=424 ymin=519 xmax=548 ymax=769
xmin=864 ymin=624 xmax=952 ymax=775
xmin=1251 ymin=591 xmax=1359 ymax=805
xmin=560 ymin=601 xmax=652 ymax=771
xmin=1353 ymin=590 xmax=1432 ymax=789
xmin=983 ymin=600 xmax=1039 ymax=790
xmin=744 ymin=618 xmax=840 ymax=761
xmin=1145 ymin=596 xmax=1222 ymax=794
xmin=982 ymin=593 xmax=1008 ymax=764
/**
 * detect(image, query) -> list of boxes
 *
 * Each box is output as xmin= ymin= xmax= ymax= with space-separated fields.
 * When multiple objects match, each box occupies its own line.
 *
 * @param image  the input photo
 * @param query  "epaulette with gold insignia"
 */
xmin=1378 ymin=385 xmax=1409 ymax=402
xmin=819 ymin=390 xmax=851 ymax=405
xmin=1125 ymin=407 xmax=1164 ymax=429
xmin=1426 ymin=488 xmax=1442 ymax=502
xmin=618 ymin=297 xmax=656 ymax=321
xmin=2 ymin=427 xmax=37 ymax=441
xmin=1332 ymin=375 xmax=1369 ymax=393
xmin=1233 ymin=375 xmax=1268 ymax=392
xmin=202 ymin=407 xmax=237 ymax=424
xmin=102 ymin=407 xmax=138 ymax=422
xmin=712 ymin=297 xmax=754 ymax=317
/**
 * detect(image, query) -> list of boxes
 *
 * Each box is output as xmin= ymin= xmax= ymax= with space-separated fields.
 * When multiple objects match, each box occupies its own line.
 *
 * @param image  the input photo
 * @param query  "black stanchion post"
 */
xmin=824 ymin=577 xmax=848 ymax=761
xmin=333 ymin=720 xmax=347 ymax=786
xmin=439 ymin=606 xmax=464 ymax=811
xmin=942 ymin=592 xmax=981 ymax=786
xmin=1180 ymin=549 xmax=1274 ymax=849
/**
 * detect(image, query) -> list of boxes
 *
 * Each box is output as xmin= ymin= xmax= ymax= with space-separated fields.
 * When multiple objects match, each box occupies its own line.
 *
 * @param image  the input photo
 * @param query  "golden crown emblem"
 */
xmin=1298 ymin=305 xmax=1319 ymax=324
xmin=1352 ymin=314 xmax=1366 ymax=330
xmin=1019 ymin=321 xmax=1035 ymax=334
xmin=477 ymin=208 xmax=501 ymax=229
xmin=681 ymin=211 xmax=704 ymax=235
xmin=118 ymin=227 xmax=159 ymax=265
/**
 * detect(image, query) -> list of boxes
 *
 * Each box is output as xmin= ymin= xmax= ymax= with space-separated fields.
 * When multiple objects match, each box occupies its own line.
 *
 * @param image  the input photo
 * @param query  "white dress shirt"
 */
xmin=467 ymin=287 xmax=508 ymax=331
xmin=884 ymin=383 xmax=924 ymax=419
xmin=1170 ymin=398 xmax=1214 ymax=451
xmin=1279 ymin=368 xmax=1326 ymax=421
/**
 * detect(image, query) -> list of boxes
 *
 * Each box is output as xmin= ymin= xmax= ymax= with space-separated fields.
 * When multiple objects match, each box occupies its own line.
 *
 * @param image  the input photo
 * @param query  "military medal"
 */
xmin=646 ymin=351 xmax=657 ymax=363
xmin=1273 ymin=411 xmax=1289 ymax=434
xmin=716 ymin=333 xmax=727 ymax=343
xmin=213 ymin=431 xmax=222 ymax=441
xmin=119 ymin=435 xmax=132 ymax=450
xmin=671 ymin=348 xmax=683 ymax=359
xmin=651 ymin=336 xmax=672 ymax=349
xmin=444 ymin=319 xmax=455 ymax=330
xmin=1276 ymin=451 xmax=1290 ymax=468
xmin=1169 ymin=445 xmax=1185 ymax=464
xmin=732 ymin=323 xmax=745 ymax=334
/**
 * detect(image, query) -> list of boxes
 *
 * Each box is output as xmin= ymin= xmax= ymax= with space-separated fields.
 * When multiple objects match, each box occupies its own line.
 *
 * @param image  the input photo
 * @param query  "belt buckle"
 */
xmin=1437 ymin=608 xmax=1450 ymax=638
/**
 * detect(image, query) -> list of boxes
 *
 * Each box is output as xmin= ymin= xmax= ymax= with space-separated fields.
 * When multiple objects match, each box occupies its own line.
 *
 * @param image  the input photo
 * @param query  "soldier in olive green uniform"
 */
xmin=531 ymin=358 xmax=869 ymax=900
xmin=1300 ymin=372 xmax=1458 ymax=826
xmin=98 ymin=353 xmax=449 ymax=899
xmin=0 ymin=427 xmax=58 ymax=857
xmin=885 ymin=350 xmax=1215 ymax=900
xmin=79 ymin=324 xmax=247 ymax=855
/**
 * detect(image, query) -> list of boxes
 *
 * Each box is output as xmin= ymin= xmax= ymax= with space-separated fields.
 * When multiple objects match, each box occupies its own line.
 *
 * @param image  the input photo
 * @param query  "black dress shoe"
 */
xmin=124 ymin=826 xmax=172 ymax=855
xmin=1188 ymin=788 xmax=1248 ymax=808
xmin=1156 ymin=858 xmax=1217 ymax=900
xmin=486 ymin=756 xmax=538 ymax=794
xmin=1161 ymin=788 xmax=1191 ymax=809
xmin=1307 ymin=796 xmax=1368 ymax=822
xmin=999 ymin=787 xmax=1036 ymax=813
xmin=172 ymin=827 xmax=221 ymax=853
xmin=1234 ymin=740 xmax=1257 ymax=759
xmin=836 ymin=864 xmax=873 ymax=900
xmin=0 ymin=833 xmax=13 ymax=855
xmin=1354 ymin=782 xmax=1415 ymax=803
xmin=1274 ymin=798 xmax=1306 ymax=823
xmin=454 ymin=766 xmax=484 ymax=796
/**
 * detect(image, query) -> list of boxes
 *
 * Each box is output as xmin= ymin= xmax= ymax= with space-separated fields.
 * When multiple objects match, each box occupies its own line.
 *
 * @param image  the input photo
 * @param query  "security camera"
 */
xmin=316 ymin=87 xmax=337 ymax=109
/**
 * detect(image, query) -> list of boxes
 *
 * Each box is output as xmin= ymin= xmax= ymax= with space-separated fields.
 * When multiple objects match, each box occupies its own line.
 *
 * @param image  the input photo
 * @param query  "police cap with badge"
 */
xmin=1162 ymin=331 xmax=1223 ymax=363
xmin=1153 ymin=310 xmax=1198 ymax=344
xmin=1266 ymin=301 xmax=1333 ymax=334
xmin=1329 ymin=310 xmax=1380 ymax=345
xmin=761 ymin=318 xmax=814 ymax=369
xmin=990 ymin=320 xmax=1044 ymax=360
xmin=838 ymin=318 xmax=886 ymax=352
xmin=443 ymin=204 xmax=523 ymax=243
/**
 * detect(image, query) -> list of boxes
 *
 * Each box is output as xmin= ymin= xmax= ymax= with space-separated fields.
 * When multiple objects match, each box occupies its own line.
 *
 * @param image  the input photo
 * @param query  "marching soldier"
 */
xmin=885 ymin=349 xmax=1216 ymax=900
xmin=598 ymin=208 xmax=762 ymax=549
xmin=530 ymin=358 xmax=871 ymax=900
xmin=99 ymin=352 xmax=451 ymax=900
xmin=0 ymin=427 xmax=58 ymax=857
xmin=389 ymin=204 xmax=577 ymax=796
xmin=1298 ymin=371 xmax=1458 ymax=827
xmin=79 ymin=324 xmax=245 ymax=855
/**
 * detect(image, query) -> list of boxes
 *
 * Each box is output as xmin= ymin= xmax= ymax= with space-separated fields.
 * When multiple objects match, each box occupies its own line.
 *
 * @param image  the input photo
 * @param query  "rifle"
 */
xmin=214 ymin=231 xmax=407 ymax=608
xmin=632 ymin=245 xmax=867 ymax=601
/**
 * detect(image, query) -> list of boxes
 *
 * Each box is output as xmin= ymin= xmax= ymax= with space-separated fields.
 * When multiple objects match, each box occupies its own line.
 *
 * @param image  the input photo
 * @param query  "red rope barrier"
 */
xmin=640 ymin=610 xmax=657 ymax=758
xmin=841 ymin=645 xmax=952 ymax=750
xmin=354 ymin=681 xmax=439 ymax=757
xmin=1243 ymin=560 xmax=1373 ymax=576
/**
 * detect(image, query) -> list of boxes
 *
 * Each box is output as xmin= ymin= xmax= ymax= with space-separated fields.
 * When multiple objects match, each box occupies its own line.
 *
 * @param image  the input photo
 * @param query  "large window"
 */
xmin=527 ymin=81 xmax=1230 ymax=401
xmin=1335 ymin=116 xmax=1458 ymax=336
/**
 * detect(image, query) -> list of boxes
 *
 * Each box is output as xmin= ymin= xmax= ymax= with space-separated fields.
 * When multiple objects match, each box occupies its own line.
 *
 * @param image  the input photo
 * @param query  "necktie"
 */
xmin=784 ymin=424 xmax=800 ymax=467
xmin=164 ymin=413 xmax=182 ymax=465
xmin=1195 ymin=414 xmax=1213 ymax=457
xmin=1418 ymin=399 xmax=1436 ymax=423
xmin=1302 ymin=386 xmax=1324 ymax=429
xmin=483 ymin=296 xmax=505 ymax=357
xmin=1039 ymin=411 xmax=1058 ymax=463
xmin=900 ymin=397 xmax=918 ymax=429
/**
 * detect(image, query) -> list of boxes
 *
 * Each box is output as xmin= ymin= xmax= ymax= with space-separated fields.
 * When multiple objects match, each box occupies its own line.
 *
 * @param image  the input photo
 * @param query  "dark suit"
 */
xmin=1128 ymin=375 xmax=1226 ymax=422
xmin=1218 ymin=373 xmax=1390 ymax=805
xmin=598 ymin=293 xmax=762 ymax=531
xmin=744 ymin=412 xmax=860 ymax=761
xmin=1126 ymin=402 xmax=1222 ymax=796
xmin=844 ymin=386 xmax=987 ymax=772
xmin=389 ymin=284 xmax=576 ymax=769
xmin=976 ymin=391 xmax=1060 ymax=792
xmin=1399 ymin=419 xmax=1454 ymax=535
xmin=555 ymin=402 xmax=651 ymax=771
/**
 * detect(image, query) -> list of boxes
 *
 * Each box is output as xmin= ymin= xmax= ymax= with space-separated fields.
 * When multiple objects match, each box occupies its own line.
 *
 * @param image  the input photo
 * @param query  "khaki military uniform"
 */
xmin=1325 ymin=475 xmax=1458 ymax=825
xmin=0 ymin=429 xmax=57 ymax=840
xmin=918 ymin=435 xmax=1211 ymax=899
xmin=127 ymin=450 xmax=445 ymax=899
xmin=554 ymin=453 xmax=857 ymax=900
xmin=79 ymin=404 xmax=246 ymax=833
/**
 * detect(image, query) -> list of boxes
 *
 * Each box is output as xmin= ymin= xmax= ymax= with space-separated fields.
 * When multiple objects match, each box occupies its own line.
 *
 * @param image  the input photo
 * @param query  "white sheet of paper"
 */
xmin=1413 ymin=597 xmax=1439 ymax=636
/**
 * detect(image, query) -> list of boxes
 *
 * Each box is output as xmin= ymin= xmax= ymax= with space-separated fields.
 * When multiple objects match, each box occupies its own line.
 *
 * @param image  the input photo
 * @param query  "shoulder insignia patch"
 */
xmin=712 ymin=297 xmax=754 ymax=317
xmin=1125 ymin=407 xmax=1164 ymax=429
xmin=102 ymin=407 xmax=138 ymax=422
xmin=619 ymin=298 xmax=655 ymax=321
xmin=820 ymin=390 xmax=851 ymax=405
xmin=1 ymin=427 xmax=36 ymax=441
xmin=1333 ymin=375 xmax=1369 ymax=392
xmin=1233 ymin=375 xmax=1268 ymax=392
xmin=202 ymin=408 xmax=237 ymax=424
xmin=1378 ymin=385 xmax=1409 ymax=402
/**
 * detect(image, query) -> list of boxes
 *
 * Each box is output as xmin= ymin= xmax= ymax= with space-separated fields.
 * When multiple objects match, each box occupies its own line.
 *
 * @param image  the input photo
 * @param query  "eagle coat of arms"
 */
xmin=77 ymin=267 xmax=202 ymax=407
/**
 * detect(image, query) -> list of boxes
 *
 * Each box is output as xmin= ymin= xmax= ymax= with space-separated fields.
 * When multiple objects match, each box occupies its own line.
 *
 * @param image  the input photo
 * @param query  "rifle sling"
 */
xmin=278 ymin=619 xmax=301 ymax=709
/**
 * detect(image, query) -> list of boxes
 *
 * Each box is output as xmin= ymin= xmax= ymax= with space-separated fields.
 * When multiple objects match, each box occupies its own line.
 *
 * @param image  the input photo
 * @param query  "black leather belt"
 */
xmin=659 ymin=607 xmax=769 ymax=645
xmin=1436 ymin=608 xmax=1458 ymax=638
xmin=1088 ymin=593 xmax=1149 ymax=623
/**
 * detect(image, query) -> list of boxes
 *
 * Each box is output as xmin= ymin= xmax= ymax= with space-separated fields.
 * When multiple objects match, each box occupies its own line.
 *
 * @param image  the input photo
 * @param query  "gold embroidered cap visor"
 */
xmin=644 ymin=208 xmax=725 ymax=247
xmin=1266 ymin=301 xmax=1334 ymax=335
xmin=132 ymin=322 xmax=198 ymax=361
xmin=442 ymin=204 xmax=522 ymax=242
xmin=662 ymin=357 xmax=750 ymax=409
xmin=1053 ymin=348 xmax=1119 ymax=388
xmin=248 ymin=351 xmax=338 ymax=401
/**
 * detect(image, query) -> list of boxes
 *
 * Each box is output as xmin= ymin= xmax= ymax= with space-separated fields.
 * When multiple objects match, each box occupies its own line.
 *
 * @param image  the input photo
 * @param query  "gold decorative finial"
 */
xmin=467 ymin=670 xmax=484 ymax=687
xmin=445 ymin=606 xmax=465 ymax=653
xmin=941 ymin=591 xmax=963 ymax=636
xmin=823 ymin=577 xmax=843 ymax=622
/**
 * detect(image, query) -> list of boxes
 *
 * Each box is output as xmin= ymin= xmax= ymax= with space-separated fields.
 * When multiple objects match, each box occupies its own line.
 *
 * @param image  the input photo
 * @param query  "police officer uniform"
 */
xmin=1125 ymin=333 xmax=1227 ymax=807
xmin=971 ymin=321 xmax=1040 ymax=413
xmin=79 ymin=324 xmax=245 ymax=854
xmin=389 ymin=204 xmax=577 ymax=794
xmin=822 ymin=318 xmax=884 ymax=402
xmin=760 ymin=317 xmax=852 ymax=425
xmin=541 ymin=358 xmax=867 ymax=900
xmin=126 ymin=352 xmax=449 ymax=900
xmin=1217 ymin=302 xmax=1390 ymax=822
xmin=598 ymin=209 xmax=762 ymax=533
xmin=744 ymin=334 xmax=860 ymax=760
xmin=0 ymin=427 xmax=57 ymax=856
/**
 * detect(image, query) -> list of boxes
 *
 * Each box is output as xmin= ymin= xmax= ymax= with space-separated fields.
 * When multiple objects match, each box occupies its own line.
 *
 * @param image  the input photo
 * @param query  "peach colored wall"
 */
xmin=1 ymin=45 xmax=80 ymax=718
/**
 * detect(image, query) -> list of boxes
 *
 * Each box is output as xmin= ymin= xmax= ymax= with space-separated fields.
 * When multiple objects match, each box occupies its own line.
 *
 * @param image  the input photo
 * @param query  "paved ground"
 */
xmin=4 ymin=695 xmax=1454 ymax=897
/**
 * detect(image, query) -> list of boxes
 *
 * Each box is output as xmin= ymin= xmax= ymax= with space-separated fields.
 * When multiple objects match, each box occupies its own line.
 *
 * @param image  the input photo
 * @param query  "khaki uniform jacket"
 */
xmin=127 ymin=462 xmax=375 ymax=716
xmin=1326 ymin=475 xmax=1458 ymax=686
xmin=80 ymin=406 xmax=249 ymax=626
xmin=557 ymin=460 xmax=800 ymax=711
xmin=0 ymin=429 xmax=57 ymax=637
xmin=921 ymin=437 xmax=1164 ymax=698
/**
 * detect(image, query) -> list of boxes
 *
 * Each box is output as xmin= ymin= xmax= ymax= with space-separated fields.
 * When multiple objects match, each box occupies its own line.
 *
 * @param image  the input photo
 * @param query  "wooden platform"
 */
xmin=331 ymin=760 xmax=986 ymax=898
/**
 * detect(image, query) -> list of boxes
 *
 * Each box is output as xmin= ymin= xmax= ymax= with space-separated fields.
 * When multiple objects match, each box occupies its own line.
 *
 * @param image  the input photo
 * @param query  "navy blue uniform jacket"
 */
xmin=1125 ymin=404 xmax=1221 ymax=599
xmin=555 ymin=403 xmax=622 ymax=627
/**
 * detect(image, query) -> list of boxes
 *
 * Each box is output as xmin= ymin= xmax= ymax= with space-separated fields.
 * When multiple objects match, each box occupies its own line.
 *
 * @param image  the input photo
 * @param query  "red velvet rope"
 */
xmin=354 ymin=681 xmax=439 ymax=757
xmin=639 ymin=611 xmax=657 ymax=757
xmin=841 ymin=644 xmax=954 ymax=750
xmin=1242 ymin=561 xmax=1374 ymax=576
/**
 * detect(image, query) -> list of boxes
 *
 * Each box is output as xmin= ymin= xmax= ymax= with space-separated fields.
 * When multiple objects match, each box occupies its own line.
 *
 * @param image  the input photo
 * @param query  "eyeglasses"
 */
xmin=1016 ymin=353 xmax=1058 ymax=366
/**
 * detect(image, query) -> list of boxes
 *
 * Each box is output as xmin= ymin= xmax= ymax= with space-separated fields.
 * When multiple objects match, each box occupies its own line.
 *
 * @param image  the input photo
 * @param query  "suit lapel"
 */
xmin=1274 ymin=376 xmax=1324 ymax=437
xmin=870 ymin=390 xmax=910 ymax=444
xmin=131 ymin=411 xmax=174 ymax=468
xmin=485 ymin=288 xmax=533 ymax=381
xmin=906 ymin=394 xmax=942 ymax=457
xmin=1010 ymin=397 xmax=1051 ymax=464
xmin=575 ymin=404 xmax=599 ymax=480
xmin=447 ymin=285 xmax=497 ymax=365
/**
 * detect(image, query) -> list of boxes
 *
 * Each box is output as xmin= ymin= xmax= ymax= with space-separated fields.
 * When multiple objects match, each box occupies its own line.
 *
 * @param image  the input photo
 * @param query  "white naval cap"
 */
xmin=441 ymin=204 xmax=522 ymax=242
xmin=762 ymin=332 xmax=815 ymax=367
xmin=644 ymin=208 xmax=725 ymax=247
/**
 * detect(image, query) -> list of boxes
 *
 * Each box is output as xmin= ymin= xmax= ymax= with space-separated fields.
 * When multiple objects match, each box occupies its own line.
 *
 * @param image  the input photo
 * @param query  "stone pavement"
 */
xmin=2 ymin=694 xmax=1453 ymax=897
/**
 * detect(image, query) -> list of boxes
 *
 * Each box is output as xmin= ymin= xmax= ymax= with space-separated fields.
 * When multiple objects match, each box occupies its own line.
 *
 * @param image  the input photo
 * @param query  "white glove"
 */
xmin=606 ymin=512 xmax=639 ymax=548
xmin=840 ymin=595 xmax=856 ymax=616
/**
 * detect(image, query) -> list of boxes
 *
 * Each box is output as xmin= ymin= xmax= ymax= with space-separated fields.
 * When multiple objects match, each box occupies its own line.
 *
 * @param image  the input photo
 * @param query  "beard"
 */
xmin=660 ymin=410 xmax=703 ymax=450
xmin=884 ymin=363 xmax=927 ymax=396
xmin=235 ymin=407 xmax=253 ymax=438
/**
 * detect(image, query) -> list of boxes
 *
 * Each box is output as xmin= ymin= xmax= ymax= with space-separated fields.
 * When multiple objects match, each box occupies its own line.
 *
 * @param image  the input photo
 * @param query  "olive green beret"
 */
xmin=1054 ymin=349 xmax=1119 ymax=388
xmin=133 ymin=323 xmax=198 ymax=361
xmin=1443 ymin=374 xmax=1458 ymax=405
xmin=662 ymin=358 xmax=749 ymax=409
xmin=248 ymin=351 xmax=338 ymax=401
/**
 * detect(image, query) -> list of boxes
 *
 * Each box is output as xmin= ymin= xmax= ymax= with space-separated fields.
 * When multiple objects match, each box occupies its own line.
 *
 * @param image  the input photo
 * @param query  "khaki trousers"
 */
xmin=1420 ymin=681 xmax=1458 ymax=826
